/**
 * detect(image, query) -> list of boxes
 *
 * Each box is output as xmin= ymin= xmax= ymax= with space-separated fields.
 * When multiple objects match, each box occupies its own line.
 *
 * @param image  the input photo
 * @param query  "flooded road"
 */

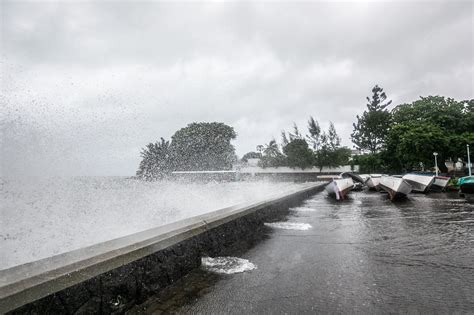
xmin=133 ymin=191 xmax=474 ymax=314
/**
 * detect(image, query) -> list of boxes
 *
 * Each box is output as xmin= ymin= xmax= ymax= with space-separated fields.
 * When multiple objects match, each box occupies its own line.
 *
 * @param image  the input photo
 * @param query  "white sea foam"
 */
xmin=264 ymin=222 xmax=312 ymax=230
xmin=0 ymin=177 xmax=305 ymax=269
xmin=201 ymin=256 xmax=257 ymax=274
xmin=290 ymin=206 xmax=316 ymax=212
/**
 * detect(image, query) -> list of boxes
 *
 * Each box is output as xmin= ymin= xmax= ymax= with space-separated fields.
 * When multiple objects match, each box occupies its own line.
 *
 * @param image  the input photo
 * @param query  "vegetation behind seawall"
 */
xmin=136 ymin=86 xmax=473 ymax=180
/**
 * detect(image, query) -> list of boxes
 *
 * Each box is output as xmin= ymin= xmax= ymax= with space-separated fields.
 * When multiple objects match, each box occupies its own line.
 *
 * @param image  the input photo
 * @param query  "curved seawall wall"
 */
xmin=1 ymin=182 xmax=325 ymax=314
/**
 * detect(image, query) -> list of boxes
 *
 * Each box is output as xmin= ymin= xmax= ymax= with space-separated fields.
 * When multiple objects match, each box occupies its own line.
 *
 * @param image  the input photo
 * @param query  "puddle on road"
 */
xmin=201 ymin=256 xmax=257 ymax=274
xmin=290 ymin=206 xmax=317 ymax=212
xmin=264 ymin=222 xmax=312 ymax=230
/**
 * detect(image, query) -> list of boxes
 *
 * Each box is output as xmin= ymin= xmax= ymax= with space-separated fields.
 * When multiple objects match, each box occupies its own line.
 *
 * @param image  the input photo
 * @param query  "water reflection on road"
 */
xmin=133 ymin=191 xmax=474 ymax=314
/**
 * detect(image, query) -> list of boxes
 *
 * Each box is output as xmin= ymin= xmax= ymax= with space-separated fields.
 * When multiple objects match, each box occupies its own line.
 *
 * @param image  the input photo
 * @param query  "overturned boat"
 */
xmin=358 ymin=174 xmax=371 ymax=183
xmin=402 ymin=174 xmax=435 ymax=193
xmin=430 ymin=176 xmax=451 ymax=192
xmin=459 ymin=176 xmax=474 ymax=201
xmin=341 ymin=172 xmax=366 ymax=191
xmin=325 ymin=177 xmax=354 ymax=200
xmin=341 ymin=172 xmax=365 ymax=184
xmin=352 ymin=182 xmax=364 ymax=191
xmin=379 ymin=176 xmax=412 ymax=201
xmin=366 ymin=174 xmax=382 ymax=191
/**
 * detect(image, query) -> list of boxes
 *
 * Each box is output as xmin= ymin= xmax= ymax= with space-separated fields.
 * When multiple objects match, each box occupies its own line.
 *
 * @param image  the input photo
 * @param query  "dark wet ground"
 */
xmin=131 ymin=191 xmax=474 ymax=314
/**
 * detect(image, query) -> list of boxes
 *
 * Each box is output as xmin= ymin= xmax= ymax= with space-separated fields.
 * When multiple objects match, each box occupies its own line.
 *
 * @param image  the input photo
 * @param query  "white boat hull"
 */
xmin=325 ymin=178 xmax=354 ymax=200
xmin=379 ymin=176 xmax=412 ymax=200
xmin=402 ymin=174 xmax=435 ymax=193
xmin=358 ymin=174 xmax=370 ymax=183
xmin=366 ymin=176 xmax=381 ymax=191
xmin=430 ymin=176 xmax=450 ymax=192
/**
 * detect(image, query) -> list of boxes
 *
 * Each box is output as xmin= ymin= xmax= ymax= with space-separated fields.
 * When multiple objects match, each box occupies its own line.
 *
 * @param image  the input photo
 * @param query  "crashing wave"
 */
xmin=201 ymin=256 xmax=257 ymax=274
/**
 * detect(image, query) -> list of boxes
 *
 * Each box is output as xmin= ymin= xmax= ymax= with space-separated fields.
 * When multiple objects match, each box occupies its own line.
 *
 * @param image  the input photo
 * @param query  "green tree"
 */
xmin=327 ymin=122 xmax=341 ymax=150
xmin=351 ymin=85 xmax=392 ymax=153
xmin=392 ymin=96 xmax=471 ymax=134
xmin=385 ymin=96 xmax=473 ymax=172
xmin=352 ymin=152 xmax=386 ymax=174
xmin=288 ymin=123 xmax=303 ymax=141
xmin=283 ymin=139 xmax=314 ymax=169
xmin=314 ymin=132 xmax=330 ymax=171
xmin=333 ymin=147 xmax=352 ymax=166
xmin=136 ymin=138 xmax=172 ymax=180
xmin=171 ymin=122 xmax=237 ymax=171
xmin=259 ymin=139 xmax=286 ymax=167
xmin=281 ymin=130 xmax=289 ymax=146
xmin=137 ymin=122 xmax=237 ymax=179
xmin=263 ymin=139 xmax=280 ymax=157
xmin=314 ymin=123 xmax=350 ymax=171
xmin=392 ymin=123 xmax=448 ymax=171
xmin=445 ymin=132 xmax=474 ymax=164
xmin=306 ymin=116 xmax=321 ymax=150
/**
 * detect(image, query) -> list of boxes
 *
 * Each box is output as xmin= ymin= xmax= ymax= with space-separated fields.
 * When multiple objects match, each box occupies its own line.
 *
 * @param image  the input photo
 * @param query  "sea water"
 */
xmin=0 ymin=176 xmax=304 ymax=269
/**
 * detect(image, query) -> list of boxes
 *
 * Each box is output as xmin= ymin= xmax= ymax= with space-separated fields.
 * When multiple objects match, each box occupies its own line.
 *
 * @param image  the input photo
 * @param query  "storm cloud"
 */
xmin=1 ymin=1 xmax=472 ymax=176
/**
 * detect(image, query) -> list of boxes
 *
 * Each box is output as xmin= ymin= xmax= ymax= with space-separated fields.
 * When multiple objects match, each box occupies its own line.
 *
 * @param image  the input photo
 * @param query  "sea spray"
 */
xmin=1 ymin=176 xmax=306 ymax=269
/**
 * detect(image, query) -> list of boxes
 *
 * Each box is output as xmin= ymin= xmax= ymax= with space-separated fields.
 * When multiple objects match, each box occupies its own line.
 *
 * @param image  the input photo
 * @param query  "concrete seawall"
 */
xmin=170 ymin=168 xmax=358 ymax=182
xmin=0 ymin=182 xmax=325 ymax=314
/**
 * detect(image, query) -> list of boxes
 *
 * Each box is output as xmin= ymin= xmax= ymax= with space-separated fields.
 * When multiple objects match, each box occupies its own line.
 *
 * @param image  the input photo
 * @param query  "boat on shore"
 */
xmin=366 ymin=174 xmax=382 ymax=191
xmin=402 ymin=174 xmax=435 ymax=193
xmin=430 ymin=176 xmax=451 ymax=192
xmin=379 ymin=176 xmax=412 ymax=201
xmin=341 ymin=172 xmax=366 ymax=191
xmin=358 ymin=174 xmax=370 ymax=183
xmin=446 ymin=184 xmax=460 ymax=192
xmin=325 ymin=178 xmax=354 ymax=200
xmin=352 ymin=182 xmax=364 ymax=191
xmin=341 ymin=172 xmax=365 ymax=184
xmin=459 ymin=176 xmax=474 ymax=201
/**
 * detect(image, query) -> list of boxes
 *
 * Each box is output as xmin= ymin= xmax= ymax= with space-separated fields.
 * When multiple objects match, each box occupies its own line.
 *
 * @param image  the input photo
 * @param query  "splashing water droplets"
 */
xmin=201 ymin=257 xmax=257 ymax=274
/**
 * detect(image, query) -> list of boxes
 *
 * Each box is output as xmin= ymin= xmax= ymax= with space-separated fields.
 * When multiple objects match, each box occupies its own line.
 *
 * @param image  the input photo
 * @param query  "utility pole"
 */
xmin=468 ymin=144 xmax=472 ymax=176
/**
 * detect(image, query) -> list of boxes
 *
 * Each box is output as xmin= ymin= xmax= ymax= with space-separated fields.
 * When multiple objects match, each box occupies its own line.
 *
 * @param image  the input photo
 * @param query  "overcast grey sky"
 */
xmin=1 ymin=0 xmax=473 ymax=176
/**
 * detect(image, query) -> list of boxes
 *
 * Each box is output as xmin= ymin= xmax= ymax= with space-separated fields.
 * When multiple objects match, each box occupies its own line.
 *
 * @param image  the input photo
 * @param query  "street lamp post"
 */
xmin=433 ymin=152 xmax=438 ymax=176
xmin=468 ymin=144 xmax=472 ymax=177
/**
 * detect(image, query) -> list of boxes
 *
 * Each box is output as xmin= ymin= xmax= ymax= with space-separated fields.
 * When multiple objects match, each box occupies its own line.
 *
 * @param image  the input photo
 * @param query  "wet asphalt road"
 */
xmin=133 ymin=190 xmax=474 ymax=314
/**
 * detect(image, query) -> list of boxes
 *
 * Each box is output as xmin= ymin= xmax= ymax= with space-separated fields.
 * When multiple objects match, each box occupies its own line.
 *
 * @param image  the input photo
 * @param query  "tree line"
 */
xmin=351 ymin=85 xmax=473 ymax=173
xmin=136 ymin=86 xmax=473 ymax=180
xmin=136 ymin=122 xmax=236 ymax=180
xmin=137 ymin=119 xmax=352 ymax=180
xmin=243 ymin=119 xmax=351 ymax=171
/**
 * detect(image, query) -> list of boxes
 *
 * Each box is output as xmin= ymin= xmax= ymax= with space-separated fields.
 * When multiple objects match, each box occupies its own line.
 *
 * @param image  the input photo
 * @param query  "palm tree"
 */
xmin=136 ymin=138 xmax=172 ymax=180
xmin=264 ymin=139 xmax=280 ymax=157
